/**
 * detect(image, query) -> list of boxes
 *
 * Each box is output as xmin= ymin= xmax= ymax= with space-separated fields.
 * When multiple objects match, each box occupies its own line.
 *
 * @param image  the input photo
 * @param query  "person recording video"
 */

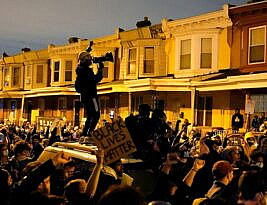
xmin=75 ymin=42 xmax=104 ymax=137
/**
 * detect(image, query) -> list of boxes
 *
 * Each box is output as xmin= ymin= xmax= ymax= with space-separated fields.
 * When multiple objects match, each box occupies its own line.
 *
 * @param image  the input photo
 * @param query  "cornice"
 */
xmin=48 ymin=43 xmax=84 ymax=56
xmin=92 ymin=33 xmax=119 ymax=43
xmin=1 ymin=72 xmax=266 ymax=98
xmin=193 ymin=72 xmax=267 ymax=91
xmin=164 ymin=6 xmax=232 ymax=37
xmin=229 ymin=1 xmax=267 ymax=17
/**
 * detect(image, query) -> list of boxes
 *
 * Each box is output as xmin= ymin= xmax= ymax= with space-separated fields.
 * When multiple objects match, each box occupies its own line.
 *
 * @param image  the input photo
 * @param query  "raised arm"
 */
xmin=85 ymin=148 xmax=104 ymax=198
xmin=94 ymin=62 xmax=104 ymax=83
xmin=17 ymin=151 xmax=71 ymax=193
xmin=183 ymin=158 xmax=205 ymax=187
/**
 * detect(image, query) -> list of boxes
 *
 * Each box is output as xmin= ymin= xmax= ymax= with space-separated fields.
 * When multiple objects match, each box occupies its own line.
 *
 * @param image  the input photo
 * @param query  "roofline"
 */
xmin=229 ymin=0 xmax=267 ymax=10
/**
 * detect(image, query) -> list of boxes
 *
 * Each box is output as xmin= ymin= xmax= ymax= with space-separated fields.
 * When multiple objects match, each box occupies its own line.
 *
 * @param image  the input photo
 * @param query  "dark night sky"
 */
xmin=0 ymin=0 xmax=246 ymax=55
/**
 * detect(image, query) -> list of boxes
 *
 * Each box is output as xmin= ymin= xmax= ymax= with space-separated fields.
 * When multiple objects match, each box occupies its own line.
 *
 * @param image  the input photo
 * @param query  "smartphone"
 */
xmin=183 ymin=151 xmax=190 ymax=158
xmin=0 ymin=135 xmax=4 ymax=143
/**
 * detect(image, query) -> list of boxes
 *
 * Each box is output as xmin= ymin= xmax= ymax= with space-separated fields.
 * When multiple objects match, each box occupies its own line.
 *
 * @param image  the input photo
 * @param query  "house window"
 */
xmin=11 ymin=100 xmax=16 ymax=112
xmin=4 ymin=67 xmax=9 ymax=87
xmin=54 ymin=61 xmax=60 ymax=82
xmin=131 ymin=95 xmax=143 ymax=113
xmin=38 ymin=99 xmax=45 ymax=117
xmin=155 ymin=99 xmax=164 ymax=111
xmin=144 ymin=47 xmax=154 ymax=74
xmin=251 ymin=94 xmax=267 ymax=112
xmin=100 ymin=99 xmax=105 ymax=115
xmin=12 ymin=67 xmax=20 ymax=86
xmin=25 ymin=65 xmax=32 ymax=84
xmin=180 ymin=39 xmax=191 ymax=69
xmin=201 ymin=38 xmax=212 ymax=68
xmin=197 ymin=96 xmax=212 ymax=126
xmin=103 ymin=62 xmax=108 ymax=78
xmin=249 ymin=26 xmax=265 ymax=64
xmin=58 ymin=97 xmax=67 ymax=118
xmin=36 ymin=65 xmax=43 ymax=84
xmin=58 ymin=98 xmax=67 ymax=110
xmin=65 ymin=61 xmax=72 ymax=82
xmin=128 ymin=48 xmax=136 ymax=74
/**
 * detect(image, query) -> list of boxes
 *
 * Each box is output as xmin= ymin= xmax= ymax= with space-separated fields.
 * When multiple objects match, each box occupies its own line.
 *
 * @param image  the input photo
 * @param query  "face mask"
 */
xmin=256 ymin=162 xmax=264 ymax=169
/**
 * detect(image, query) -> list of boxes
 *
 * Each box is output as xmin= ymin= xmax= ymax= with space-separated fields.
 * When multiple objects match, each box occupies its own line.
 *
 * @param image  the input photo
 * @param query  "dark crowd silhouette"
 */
xmin=0 ymin=104 xmax=267 ymax=205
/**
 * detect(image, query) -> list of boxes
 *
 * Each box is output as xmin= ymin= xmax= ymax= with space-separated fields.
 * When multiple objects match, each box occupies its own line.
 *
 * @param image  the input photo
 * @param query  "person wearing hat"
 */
xmin=193 ymin=160 xmax=236 ymax=205
xmin=75 ymin=47 xmax=104 ymax=136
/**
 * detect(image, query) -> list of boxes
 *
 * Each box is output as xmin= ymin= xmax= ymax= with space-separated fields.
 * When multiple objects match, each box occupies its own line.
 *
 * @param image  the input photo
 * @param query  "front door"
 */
xmin=74 ymin=100 xmax=81 ymax=126
xmin=197 ymin=96 xmax=212 ymax=126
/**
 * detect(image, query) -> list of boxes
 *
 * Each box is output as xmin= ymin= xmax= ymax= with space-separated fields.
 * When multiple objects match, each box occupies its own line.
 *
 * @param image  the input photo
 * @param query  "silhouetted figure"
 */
xmin=136 ymin=17 xmax=151 ymax=28
xmin=75 ymin=48 xmax=104 ymax=136
xmin=231 ymin=109 xmax=243 ymax=131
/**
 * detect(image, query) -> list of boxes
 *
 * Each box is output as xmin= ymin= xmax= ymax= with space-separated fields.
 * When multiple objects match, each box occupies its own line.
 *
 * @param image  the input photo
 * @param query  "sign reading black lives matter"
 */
xmin=90 ymin=120 xmax=137 ymax=165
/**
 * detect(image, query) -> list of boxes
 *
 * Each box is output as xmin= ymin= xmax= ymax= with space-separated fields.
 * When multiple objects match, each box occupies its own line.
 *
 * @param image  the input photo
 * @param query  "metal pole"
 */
xmin=20 ymin=94 xmax=25 ymax=126
xmin=128 ymin=92 xmax=132 ymax=114
xmin=191 ymin=87 xmax=196 ymax=126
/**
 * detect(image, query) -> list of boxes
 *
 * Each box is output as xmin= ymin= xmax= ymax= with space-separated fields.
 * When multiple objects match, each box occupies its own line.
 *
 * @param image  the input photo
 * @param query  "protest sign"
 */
xmin=36 ymin=116 xmax=61 ymax=131
xmin=90 ymin=120 xmax=137 ymax=164
xmin=245 ymin=95 xmax=255 ymax=114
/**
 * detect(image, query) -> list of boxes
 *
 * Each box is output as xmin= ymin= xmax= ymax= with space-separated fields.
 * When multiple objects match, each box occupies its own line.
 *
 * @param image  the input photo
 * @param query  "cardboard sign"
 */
xmin=245 ymin=94 xmax=255 ymax=114
xmin=37 ymin=116 xmax=61 ymax=131
xmin=90 ymin=120 xmax=137 ymax=165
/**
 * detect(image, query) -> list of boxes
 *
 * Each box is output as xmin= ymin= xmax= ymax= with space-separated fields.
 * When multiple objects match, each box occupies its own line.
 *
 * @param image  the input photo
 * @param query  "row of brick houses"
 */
xmin=0 ymin=1 xmax=267 ymax=130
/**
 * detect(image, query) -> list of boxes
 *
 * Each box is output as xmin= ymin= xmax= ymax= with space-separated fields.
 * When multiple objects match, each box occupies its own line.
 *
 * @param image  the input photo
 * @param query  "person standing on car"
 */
xmin=75 ymin=43 xmax=104 ymax=137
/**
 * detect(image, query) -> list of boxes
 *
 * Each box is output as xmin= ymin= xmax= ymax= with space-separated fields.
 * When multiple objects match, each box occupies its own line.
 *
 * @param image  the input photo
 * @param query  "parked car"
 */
xmin=37 ymin=142 xmax=156 ymax=197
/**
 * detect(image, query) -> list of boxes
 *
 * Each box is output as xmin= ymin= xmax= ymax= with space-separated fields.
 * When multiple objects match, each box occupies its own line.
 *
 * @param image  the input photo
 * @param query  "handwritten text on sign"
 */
xmin=90 ymin=120 xmax=137 ymax=164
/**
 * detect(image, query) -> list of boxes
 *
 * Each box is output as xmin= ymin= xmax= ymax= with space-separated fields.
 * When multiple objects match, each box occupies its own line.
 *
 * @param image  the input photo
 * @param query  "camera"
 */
xmin=93 ymin=52 xmax=113 ymax=63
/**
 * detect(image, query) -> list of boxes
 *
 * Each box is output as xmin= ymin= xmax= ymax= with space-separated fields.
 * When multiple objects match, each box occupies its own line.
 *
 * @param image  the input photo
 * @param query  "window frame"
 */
xmin=54 ymin=61 xmax=60 ymax=82
xmin=144 ymin=47 xmax=155 ymax=74
xmin=197 ymin=96 xmax=213 ymax=126
xmin=58 ymin=97 xmax=67 ymax=110
xmin=180 ymin=39 xmax=191 ymax=70
xmin=38 ymin=98 xmax=45 ymax=117
xmin=36 ymin=64 xmax=44 ymax=84
xmin=12 ymin=66 xmax=20 ymax=87
xmin=25 ymin=65 xmax=32 ymax=85
xmin=65 ymin=60 xmax=73 ymax=82
xmin=131 ymin=95 xmax=143 ymax=113
xmin=102 ymin=61 xmax=109 ymax=78
xmin=248 ymin=25 xmax=266 ymax=65
xmin=127 ymin=48 xmax=137 ymax=75
xmin=200 ymin=38 xmax=212 ymax=69
xmin=4 ymin=67 xmax=9 ymax=87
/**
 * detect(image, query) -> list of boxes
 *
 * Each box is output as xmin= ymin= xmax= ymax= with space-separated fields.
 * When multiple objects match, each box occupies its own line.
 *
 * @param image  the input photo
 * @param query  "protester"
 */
xmin=64 ymin=148 xmax=104 ymax=205
xmin=10 ymin=151 xmax=70 ymax=205
xmin=31 ymin=134 xmax=44 ymax=161
xmin=97 ymin=185 xmax=146 ymax=205
xmin=232 ymin=109 xmax=244 ymax=131
xmin=0 ymin=168 xmax=13 ymax=205
xmin=5 ymin=140 xmax=32 ymax=182
xmin=0 ymin=115 xmax=266 ymax=205
xmin=75 ymin=43 xmax=104 ymax=137
xmin=238 ymin=171 xmax=266 ymax=205
xmin=193 ymin=160 xmax=236 ymax=205
xmin=125 ymin=104 xmax=154 ymax=160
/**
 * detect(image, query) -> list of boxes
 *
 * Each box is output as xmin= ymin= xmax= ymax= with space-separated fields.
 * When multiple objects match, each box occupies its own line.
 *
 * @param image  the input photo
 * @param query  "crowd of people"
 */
xmin=0 ymin=104 xmax=266 ymax=205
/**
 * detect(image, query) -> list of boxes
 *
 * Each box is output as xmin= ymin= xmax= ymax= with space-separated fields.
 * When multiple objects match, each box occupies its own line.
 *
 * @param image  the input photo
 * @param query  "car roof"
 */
xmin=37 ymin=142 xmax=143 ymax=165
